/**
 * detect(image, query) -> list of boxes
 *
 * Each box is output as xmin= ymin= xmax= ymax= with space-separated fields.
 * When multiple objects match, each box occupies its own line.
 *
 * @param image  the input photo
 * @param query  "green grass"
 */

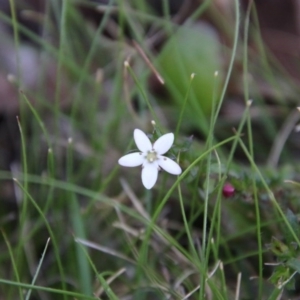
xmin=1 ymin=0 xmax=300 ymax=299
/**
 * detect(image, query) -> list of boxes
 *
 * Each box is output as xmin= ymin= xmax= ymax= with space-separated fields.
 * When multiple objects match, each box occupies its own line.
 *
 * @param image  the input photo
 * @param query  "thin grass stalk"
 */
xmin=189 ymin=0 xmax=212 ymax=22
xmin=20 ymin=92 xmax=52 ymax=148
xmin=1 ymin=229 xmax=24 ymax=300
xmin=8 ymin=0 xmax=21 ymax=81
xmin=13 ymin=179 xmax=68 ymax=300
xmin=175 ymin=73 xmax=195 ymax=140
xmin=67 ymin=139 xmax=93 ymax=296
xmin=219 ymin=262 xmax=228 ymax=299
xmin=212 ymin=0 xmax=240 ymax=129
xmin=200 ymin=73 xmax=223 ymax=298
xmin=25 ymin=238 xmax=51 ymax=300
xmin=75 ymin=242 xmax=119 ymax=300
xmin=250 ymin=4 xmax=282 ymax=103
xmin=177 ymin=182 xmax=199 ymax=261
xmin=249 ymin=4 xmax=282 ymax=145
xmin=124 ymin=62 xmax=159 ymax=127
xmin=0 ymin=278 xmax=99 ymax=300
xmin=15 ymin=116 xmax=28 ymax=280
xmin=243 ymin=1 xmax=263 ymax=298
xmin=55 ymin=0 xmax=69 ymax=130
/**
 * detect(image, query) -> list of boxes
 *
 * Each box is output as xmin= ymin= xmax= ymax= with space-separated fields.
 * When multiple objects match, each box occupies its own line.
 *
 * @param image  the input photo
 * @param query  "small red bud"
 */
xmin=222 ymin=183 xmax=235 ymax=198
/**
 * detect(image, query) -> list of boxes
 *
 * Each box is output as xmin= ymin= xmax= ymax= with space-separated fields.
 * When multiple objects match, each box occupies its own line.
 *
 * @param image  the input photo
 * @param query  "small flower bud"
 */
xmin=222 ymin=183 xmax=235 ymax=198
xmin=7 ymin=74 xmax=16 ymax=83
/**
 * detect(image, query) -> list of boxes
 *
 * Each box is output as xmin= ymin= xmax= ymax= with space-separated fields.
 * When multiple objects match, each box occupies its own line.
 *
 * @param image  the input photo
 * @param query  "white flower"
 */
xmin=118 ymin=129 xmax=182 ymax=189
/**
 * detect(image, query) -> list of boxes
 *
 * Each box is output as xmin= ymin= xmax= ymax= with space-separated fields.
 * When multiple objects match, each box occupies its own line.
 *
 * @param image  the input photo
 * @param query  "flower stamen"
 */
xmin=146 ymin=151 xmax=157 ymax=163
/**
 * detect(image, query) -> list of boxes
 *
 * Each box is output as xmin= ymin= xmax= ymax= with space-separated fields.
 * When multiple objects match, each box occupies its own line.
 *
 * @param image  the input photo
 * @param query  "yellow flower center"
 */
xmin=146 ymin=151 xmax=157 ymax=163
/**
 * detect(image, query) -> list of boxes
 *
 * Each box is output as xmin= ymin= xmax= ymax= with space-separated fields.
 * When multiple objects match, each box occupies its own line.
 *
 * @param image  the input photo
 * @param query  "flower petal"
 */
xmin=153 ymin=133 xmax=174 ymax=155
xmin=141 ymin=162 xmax=159 ymax=189
xmin=118 ymin=152 xmax=144 ymax=167
xmin=158 ymin=156 xmax=182 ymax=175
xmin=134 ymin=129 xmax=152 ymax=152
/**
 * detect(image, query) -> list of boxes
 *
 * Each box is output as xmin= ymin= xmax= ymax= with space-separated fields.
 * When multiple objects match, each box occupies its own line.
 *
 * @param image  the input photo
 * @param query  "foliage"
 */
xmin=0 ymin=1 xmax=300 ymax=300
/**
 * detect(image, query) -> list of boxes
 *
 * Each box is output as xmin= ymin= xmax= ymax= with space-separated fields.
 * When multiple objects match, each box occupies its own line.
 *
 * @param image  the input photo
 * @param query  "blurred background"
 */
xmin=1 ymin=0 xmax=300 ymax=299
